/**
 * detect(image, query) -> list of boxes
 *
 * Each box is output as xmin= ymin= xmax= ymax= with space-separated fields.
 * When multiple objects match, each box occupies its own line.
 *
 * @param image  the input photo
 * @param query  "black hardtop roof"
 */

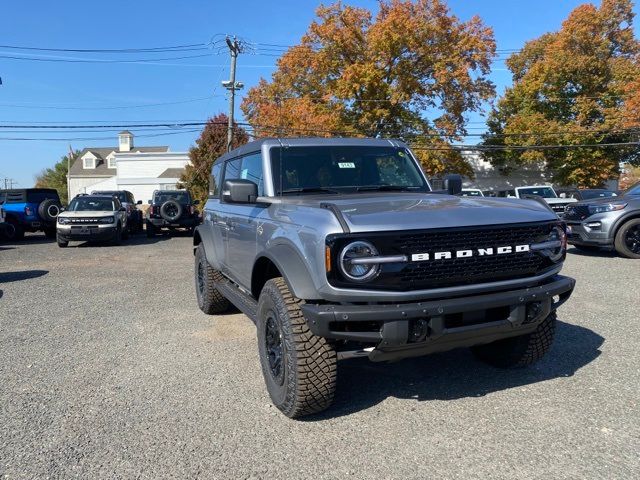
xmin=0 ymin=188 xmax=58 ymax=194
xmin=153 ymin=189 xmax=189 ymax=194
xmin=214 ymin=137 xmax=408 ymax=165
xmin=92 ymin=189 xmax=132 ymax=194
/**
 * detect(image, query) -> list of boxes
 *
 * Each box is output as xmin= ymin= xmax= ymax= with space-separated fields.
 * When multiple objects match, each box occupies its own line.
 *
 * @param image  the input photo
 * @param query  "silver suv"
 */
xmin=193 ymin=138 xmax=575 ymax=418
xmin=564 ymin=182 xmax=640 ymax=258
xmin=56 ymin=194 xmax=128 ymax=247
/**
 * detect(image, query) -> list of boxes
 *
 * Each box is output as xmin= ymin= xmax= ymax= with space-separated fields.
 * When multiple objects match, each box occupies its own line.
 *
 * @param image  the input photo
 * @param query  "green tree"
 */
xmin=242 ymin=0 xmax=496 ymax=177
xmin=483 ymin=0 xmax=640 ymax=187
xmin=34 ymin=150 xmax=79 ymax=204
xmin=178 ymin=114 xmax=249 ymax=205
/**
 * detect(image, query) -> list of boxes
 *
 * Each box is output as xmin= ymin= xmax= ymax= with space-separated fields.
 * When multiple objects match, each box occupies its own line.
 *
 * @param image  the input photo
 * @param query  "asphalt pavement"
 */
xmin=0 ymin=233 xmax=638 ymax=479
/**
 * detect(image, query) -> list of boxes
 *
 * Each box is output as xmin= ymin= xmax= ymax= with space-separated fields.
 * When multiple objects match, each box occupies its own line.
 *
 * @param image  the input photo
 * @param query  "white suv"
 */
xmin=513 ymin=185 xmax=577 ymax=216
xmin=56 ymin=194 xmax=128 ymax=247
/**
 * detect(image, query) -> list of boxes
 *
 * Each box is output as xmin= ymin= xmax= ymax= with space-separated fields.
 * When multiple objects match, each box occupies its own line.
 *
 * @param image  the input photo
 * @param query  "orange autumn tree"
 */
xmin=483 ymin=0 xmax=640 ymax=187
xmin=241 ymin=0 xmax=496 ymax=177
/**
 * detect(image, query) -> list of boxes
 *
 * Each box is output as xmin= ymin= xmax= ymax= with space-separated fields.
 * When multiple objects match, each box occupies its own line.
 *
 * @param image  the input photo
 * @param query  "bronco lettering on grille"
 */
xmin=411 ymin=244 xmax=530 ymax=262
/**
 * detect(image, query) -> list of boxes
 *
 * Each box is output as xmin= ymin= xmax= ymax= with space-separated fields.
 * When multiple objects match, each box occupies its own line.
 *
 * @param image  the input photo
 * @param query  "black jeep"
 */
xmin=146 ymin=190 xmax=200 ymax=237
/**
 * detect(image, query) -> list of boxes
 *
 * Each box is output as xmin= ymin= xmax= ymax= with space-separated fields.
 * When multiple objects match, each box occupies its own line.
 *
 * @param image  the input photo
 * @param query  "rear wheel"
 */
xmin=4 ymin=221 xmax=24 ymax=241
xmin=614 ymin=218 xmax=640 ymax=259
xmin=257 ymin=277 xmax=337 ymax=418
xmin=194 ymin=243 xmax=230 ymax=314
xmin=471 ymin=311 xmax=557 ymax=368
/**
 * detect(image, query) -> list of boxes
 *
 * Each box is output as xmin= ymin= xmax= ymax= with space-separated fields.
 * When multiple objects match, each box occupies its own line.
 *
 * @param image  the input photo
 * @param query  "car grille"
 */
xmin=564 ymin=205 xmax=591 ymax=221
xmin=550 ymin=203 xmax=569 ymax=213
xmin=68 ymin=218 xmax=102 ymax=224
xmin=327 ymin=222 xmax=560 ymax=291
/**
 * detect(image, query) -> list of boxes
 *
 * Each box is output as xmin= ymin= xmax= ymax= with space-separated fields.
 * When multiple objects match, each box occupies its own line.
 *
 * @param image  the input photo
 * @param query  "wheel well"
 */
xmin=613 ymin=213 xmax=640 ymax=239
xmin=193 ymin=229 xmax=202 ymax=247
xmin=251 ymin=257 xmax=282 ymax=299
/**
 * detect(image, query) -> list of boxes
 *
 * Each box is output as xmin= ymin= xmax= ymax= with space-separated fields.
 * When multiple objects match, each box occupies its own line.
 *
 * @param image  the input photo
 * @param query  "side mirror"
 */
xmin=444 ymin=174 xmax=462 ymax=196
xmin=137 ymin=200 xmax=142 ymax=205
xmin=223 ymin=179 xmax=258 ymax=204
xmin=193 ymin=200 xmax=200 ymax=205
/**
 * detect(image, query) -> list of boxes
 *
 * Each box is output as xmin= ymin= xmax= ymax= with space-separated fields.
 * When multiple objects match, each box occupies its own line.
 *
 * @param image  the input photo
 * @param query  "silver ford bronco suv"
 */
xmin=193 ymin=138 xmax=575 ymax=418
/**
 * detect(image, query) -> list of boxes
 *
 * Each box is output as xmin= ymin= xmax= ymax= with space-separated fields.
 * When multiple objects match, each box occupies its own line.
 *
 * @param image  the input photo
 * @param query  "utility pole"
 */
xmin=223 ymin=36 xmax=244 ymax=152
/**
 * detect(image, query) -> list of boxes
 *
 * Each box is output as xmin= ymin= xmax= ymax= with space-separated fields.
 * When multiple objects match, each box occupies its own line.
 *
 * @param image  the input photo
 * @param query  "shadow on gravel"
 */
xmin=0 ymin=246 xmax=16 ymax=251
xmin=70 ymin=233 xmax=176 ymax=248
xmin=0 ymin=269 xmax=49 ymax=284
xmin=567 ymin=246 xmax=617 ymax=258
xmin=306 ymin=320 xmax=603 ymax=421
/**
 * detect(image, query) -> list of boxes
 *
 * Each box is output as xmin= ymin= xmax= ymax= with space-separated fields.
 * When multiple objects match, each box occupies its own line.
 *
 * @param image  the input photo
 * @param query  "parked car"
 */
xmin=146 ymin=190 xmax=199 ymax=237
xmin=508 ymin=185 xmax=577 ymax=216
xmin=0 ymin=188 xmax=62 ymax=240
xmin=461 ymin=188 xmax=484 ymax=197
xmin=0 ymin=205 xmax=6 ymax=236
xmin=564 ymin=182 xmax=640 ymax=258
xmin=193 ymin=137 xmax=575 ymax=418
xmin=92 ymin=190 xmax=143 ymax=233
xmin=556 ymin=188 xmax=618 ymax=201
xmin=56 ymin=194 xmax=128 ymax=247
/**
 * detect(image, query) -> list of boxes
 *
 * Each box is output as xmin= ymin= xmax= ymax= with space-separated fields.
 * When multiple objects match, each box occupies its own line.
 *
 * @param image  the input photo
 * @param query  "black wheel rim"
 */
xmin=197 ymin=261 xmax=205 ymax=296
xmin=167 ymin=205 xmax=178 ymax=217
xmin=625 ymin=225 xmax=640 ymax=254
xmin=264 ymin=311 xmax=284 ymax=385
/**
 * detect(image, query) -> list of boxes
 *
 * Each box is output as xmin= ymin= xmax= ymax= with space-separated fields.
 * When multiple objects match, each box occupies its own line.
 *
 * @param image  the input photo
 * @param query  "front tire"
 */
xmin=471 ymin=311 xmax=557 ymax=368
xmin=257 ymin=277 xmax=337 ymax=418
xmin=112 ymin=224 xmax=122 ymax=245
xmin=614 ymin=218 xmax=640 ymax=259
xmin=195 ymin=243 xmax=230 ymax=314
xmin=57 ymin=234 xmax=68 ymax=248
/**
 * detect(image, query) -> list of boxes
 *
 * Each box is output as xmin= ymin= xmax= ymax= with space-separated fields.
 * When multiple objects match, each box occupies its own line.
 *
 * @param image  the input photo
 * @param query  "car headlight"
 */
xmin=338 ymin=241 xmax=380 ymax=282
xmin=588 ymin=202 xmax=627 ymax=214
xmin=547 ymin=225 xmax=566 ymax=262
xmin=57 ymin=217 xmax=70 ymax=225
xmin=99 ymin=216 xmax=115 ymax=224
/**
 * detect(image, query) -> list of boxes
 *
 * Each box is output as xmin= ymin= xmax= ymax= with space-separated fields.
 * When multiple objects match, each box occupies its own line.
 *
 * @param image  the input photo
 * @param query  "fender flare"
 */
xmin=256 ymin=244 xmax=320 ymax=300
xmin=193 ymin=225 xmax=222 ymax=270
xmin=610 ymin=211 xmax=640 ymax=240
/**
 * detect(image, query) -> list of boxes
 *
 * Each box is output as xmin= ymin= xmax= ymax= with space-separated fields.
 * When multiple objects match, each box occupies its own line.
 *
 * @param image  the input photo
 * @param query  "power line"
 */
xmin=0 ymin=96 xmax=217 ymax=110
xmin=0 ymin=42 xmax=208 ymax=53
xmin=0 ymin=52 xmax=215 ymax=64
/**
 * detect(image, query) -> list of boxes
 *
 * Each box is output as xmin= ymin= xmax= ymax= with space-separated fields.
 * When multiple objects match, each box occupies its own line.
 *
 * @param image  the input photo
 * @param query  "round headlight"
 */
xmin=548 ymin=225 xmax=566 ymax=262
xmin=338 ymin=241 xmax=380 ymax=282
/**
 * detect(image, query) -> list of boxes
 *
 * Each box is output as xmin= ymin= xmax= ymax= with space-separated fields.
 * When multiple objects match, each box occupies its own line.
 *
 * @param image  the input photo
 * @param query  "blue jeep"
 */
xmin=0 ymin=188 xmax=62 ymax=241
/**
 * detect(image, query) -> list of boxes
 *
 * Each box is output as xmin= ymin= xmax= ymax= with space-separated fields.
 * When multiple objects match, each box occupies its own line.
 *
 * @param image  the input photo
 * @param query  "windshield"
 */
xmin=68 ymin=197 xmax=115 ymax=211
xmin=94 ymin=191 xmax=126 ymax=203
xmin=623 ymin=182 xmax=640 ymax=196
xmin=580 ymin=190 xmax=617 ymax=199
xmin=154 ymin=191 xmax=190 ymax=204
xmin=517 ymin=187 xmax=557 ymax=198
xmin=270 ymin=146 xmax=428 ymax=194
xmin=462 ymin=190 xmax=483 ymax=197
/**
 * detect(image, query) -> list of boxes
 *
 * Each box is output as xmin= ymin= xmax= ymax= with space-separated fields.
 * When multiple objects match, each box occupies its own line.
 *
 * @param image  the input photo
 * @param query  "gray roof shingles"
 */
xmin=69 ymin=146 xmax=169 ymax=177
xmin=158 ymin=167 xmax=185 ymax=179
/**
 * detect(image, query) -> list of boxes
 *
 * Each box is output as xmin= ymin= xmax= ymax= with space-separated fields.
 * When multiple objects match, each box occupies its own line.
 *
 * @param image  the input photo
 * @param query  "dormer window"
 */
xmin=107 ymin=153 xmax=116 ymax=169
xmin=82 ymin=155 xmax=96 ymax=169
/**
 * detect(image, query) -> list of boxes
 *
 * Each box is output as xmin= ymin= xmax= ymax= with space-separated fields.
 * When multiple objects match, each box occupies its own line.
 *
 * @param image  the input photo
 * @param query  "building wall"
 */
xmin=69 ymin=176 xmax=114 ymax=199
xmin=115 ymin=153 xmax=189 ymax=179
xmin=461 ymin=152 xmax=552 ymax=191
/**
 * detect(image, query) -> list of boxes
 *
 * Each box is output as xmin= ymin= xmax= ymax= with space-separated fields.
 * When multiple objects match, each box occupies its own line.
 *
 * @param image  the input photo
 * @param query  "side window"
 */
xmin=223 ymin=158 xmax=242 ymax=182
xmin=239 ymin=153 xmax=264 ymax=196
xmin=210 ymin=163 xmax=223 ymax=197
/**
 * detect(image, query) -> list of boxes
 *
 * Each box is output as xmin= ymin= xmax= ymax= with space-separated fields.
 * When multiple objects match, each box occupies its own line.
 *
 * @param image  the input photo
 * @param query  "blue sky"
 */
xmin=1 ymin=0 xmax=637 ymax=188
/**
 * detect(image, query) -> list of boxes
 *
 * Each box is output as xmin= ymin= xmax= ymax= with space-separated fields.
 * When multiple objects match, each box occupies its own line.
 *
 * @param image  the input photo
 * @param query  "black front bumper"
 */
xmin=301 ymin=275 xmax=575 ymax=362
xmin=57 ymin=227 xmax=117 ymax=242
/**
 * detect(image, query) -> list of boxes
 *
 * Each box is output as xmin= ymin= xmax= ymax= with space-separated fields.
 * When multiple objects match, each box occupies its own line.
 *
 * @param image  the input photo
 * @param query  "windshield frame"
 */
xmin=623 ymin=182 xmax=640 ymax=196
xmin=67 ymin=196 xmax=116 ymax=212
xmin=268 ymin=145 xmax=430 ymax=196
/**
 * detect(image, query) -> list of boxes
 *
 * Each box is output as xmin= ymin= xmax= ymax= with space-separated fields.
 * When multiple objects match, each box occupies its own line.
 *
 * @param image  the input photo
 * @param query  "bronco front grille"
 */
xmin=69 ymin=218 xmax=101 ymax=224
xmin=327 ymin=222 xmax=561 ymax=291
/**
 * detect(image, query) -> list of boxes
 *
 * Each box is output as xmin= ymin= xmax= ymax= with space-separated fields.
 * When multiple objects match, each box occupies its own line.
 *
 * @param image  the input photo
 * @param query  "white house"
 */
xmin=461 ymin=150 xmax=552 ymax=191
xmin=68 ymin=131 xmax=190 ymax=202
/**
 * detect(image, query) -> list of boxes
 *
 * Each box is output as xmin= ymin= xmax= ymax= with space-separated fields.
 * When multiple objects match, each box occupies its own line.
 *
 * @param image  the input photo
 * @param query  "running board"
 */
xmin=216 ymin=278 xmax=259 ymax=323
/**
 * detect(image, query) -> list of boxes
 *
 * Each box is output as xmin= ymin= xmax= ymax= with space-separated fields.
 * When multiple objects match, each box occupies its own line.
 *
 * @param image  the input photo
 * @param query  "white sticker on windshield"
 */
xmin=338 ymin=162 xmax=355 ymax=169
xmin=240 ymin=168 xmax=249 ymax=179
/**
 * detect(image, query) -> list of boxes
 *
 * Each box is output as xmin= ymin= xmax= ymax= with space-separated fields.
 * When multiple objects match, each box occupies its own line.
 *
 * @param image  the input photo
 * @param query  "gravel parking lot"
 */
xmin=1 ymin=233 xmax=638 ymax=479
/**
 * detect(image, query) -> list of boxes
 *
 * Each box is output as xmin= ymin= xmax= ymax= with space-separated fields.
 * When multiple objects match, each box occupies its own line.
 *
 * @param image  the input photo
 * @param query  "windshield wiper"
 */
xmin=279 ymin=187 xmax=340 ymax=195
xmin=356 ymin=185 xmax=421 ymax=192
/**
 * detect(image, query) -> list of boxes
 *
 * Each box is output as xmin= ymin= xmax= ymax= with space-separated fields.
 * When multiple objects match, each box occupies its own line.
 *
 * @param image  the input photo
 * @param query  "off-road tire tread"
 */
xmin=614 ymin=218 xmax=640 ymax=259
xmin=471 ymin=311 xmax=557 ymax=368
xmin=260 ymin=277 xmax=337 ymax=418
xmin=195 ymin=244 xmax=229 ymax=314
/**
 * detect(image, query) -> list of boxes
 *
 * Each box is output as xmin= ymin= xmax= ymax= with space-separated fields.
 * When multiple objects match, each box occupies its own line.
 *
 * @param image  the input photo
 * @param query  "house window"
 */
xmin=83 ymin=157 xmax=95 ymax=169
xmin=107 ymin=156 xmax=116 ymax=169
